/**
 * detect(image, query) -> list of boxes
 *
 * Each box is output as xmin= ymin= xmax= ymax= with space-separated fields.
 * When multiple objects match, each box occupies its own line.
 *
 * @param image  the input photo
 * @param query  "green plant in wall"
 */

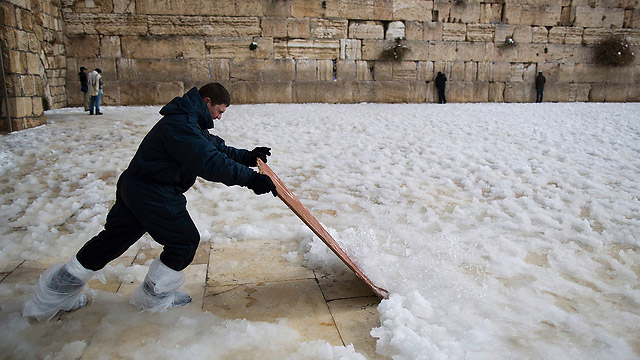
xmin=380 ymin=38 xmax=410 ymax=61
xmin=594 ymin=35 xmax=635 ymax=66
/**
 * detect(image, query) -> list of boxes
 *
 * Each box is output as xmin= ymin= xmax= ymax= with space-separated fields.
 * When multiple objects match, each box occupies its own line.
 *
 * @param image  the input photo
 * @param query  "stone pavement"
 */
xmin=0 ymin=239 xmax=386 ymax=359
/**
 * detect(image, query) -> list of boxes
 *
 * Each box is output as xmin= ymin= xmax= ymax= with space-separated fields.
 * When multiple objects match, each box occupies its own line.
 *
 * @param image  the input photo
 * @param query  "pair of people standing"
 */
xmin=79 ymin=67 xmax=103 ymax=115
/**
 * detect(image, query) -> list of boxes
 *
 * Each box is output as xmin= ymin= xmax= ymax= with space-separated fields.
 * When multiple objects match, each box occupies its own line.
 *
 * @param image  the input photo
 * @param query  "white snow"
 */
xmin=1 ymin=102 xmax=639 ymax=359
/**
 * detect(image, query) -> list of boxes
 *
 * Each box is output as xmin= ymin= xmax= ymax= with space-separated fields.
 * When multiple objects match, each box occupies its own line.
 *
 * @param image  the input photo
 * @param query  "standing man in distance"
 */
xmin=536 ymin=71 xmax=546 ymax=103
xmin=23 ymin=82 xmax=277 ymax=321
xmin=435 ymin=71 xmax=447 ymax=104
xmin=78 ymin=67 xmax=89 ymax=112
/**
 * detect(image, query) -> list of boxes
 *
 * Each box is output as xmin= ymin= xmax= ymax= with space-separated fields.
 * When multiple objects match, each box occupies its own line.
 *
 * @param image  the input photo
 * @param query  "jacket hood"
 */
xmin=159 ymin=87 xmax=214 ymax=129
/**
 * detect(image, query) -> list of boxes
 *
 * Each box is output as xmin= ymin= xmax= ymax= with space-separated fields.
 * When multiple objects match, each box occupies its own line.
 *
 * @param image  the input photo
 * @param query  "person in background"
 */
xmin=435 ymin=71 xmax=447 ymax=104
xmin=78 ymin=67 xmax=89 ymax=112
xmin=88 ymin=68 xmax=103 ymax=115
xmin=22 ymin=82 xmax=277 ymax=321
xmin=536 ymin=71 xmax=546 ymax=103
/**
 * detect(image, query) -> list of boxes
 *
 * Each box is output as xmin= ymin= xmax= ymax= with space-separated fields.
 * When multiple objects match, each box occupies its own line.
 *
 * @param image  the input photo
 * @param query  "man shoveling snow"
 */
xmin=23 ymin=83 xmax=277 ymax=321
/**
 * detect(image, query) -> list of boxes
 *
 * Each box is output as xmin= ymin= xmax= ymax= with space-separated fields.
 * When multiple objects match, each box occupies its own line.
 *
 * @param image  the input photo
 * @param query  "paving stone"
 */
xmin=207 ymin=239 xmax=314 ymax=288
xmin=328 ymin=296 xmax=385 ymax=359
xmin=203 ymin=278 xmax=342 ymax=345
xmin=316 ymin=267 xmax=376 ymax=301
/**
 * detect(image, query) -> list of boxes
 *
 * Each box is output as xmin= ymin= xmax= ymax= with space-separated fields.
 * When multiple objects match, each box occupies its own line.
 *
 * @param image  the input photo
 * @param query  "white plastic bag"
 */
xmin=130 ymin=258 xmax=187 ymax=312
xmin=22 ymin=256 xmax=94 ymax=321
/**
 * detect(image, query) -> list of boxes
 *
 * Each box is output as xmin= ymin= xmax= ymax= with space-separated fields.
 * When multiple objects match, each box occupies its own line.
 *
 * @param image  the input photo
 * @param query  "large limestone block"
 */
xmin=417 ymin=60 xmax=434 ymax=81
xmin=463 ymin=61 xmax=477 ymax=82
xmin=513 ymin=25 xmax=533 ymax=44
xmin=230 ymin=58 xmax=264 ymax=81
xmin=405 ymin=21 xmax=424 ymax=40
xmin=456 ymin=42 xmax=490 ymax=62
xmin=122 ymin=36 xmax=206 ymax=59
xmin=311 ymin=18 xmax=348 ymax=39
xmin=119 ymin=58 xmax=190 ymax=82
xmin=488 ymin=82 xmax=505 ymax=102
xmin=66 ymin=35 xmax=100 ymax=58
xmin=393 ymin=0 xmax=433 ymax=21
xmin=467 ymin=24 xmax=495 ymax=42
xmin=545 ymin=44 xmax=590 ymax=63
xmin=393 ymin=61 xmax=418 ymax=80
xmin=424 ymin=22 xmax=443 ymax=41
xmin=337 ymin=0 xmax=393 ymax=21
xmin=433 ymin=1 xmax=451 ymax=22
xmin=492 ymin=62 xmax=512 ymax=82
xmin=209 ymin=59 xmax=231 ymax=81
xmin=136 ymin=0 xmax=235 ymax=16
xmin=356 ymin=60 xmax=374 ymax=81
xmin=205 ymin=37 xmax=273 ymax=59
xmin=504 ymin=81 xmax=535 ymax=102
xmin=450 ymin=60 xmax=465 ymax=81
xmin=442 ymin=23 xmax=466 ymax=41
xmin=532 ymin=26 xmax=549 ymax=43
xmin=317 ymin=59 xmax=335 ymax=80
xmin=546 ymin=83 xmax=591 ymax=102
xmin=336 ymin=60 xmax=357 ymax=81
xmin=446 ymin=81 xmax=489 ymax=103
xmin=480 ymin=3 xmax=503 ymax=23
xmin=100 ymin=36 xmax=121 ymax=58
xmin=277 ymin=39 xmax=340 ymax=59
xmin=263 ymin=58 xmax=295 ymax=82
xmin=590 ymin=84 xmax=640 ymax=102
xmin=386 ymin=21 xmax=406 ymax=40
xmin=504 ymin=5 xmax=561 ymax=26
xmin=63 ymin=14 xmax=147 ymax=35
xmin=8 ymin=96 xmax=32 ymax=118
xmin=296 ymin=59 xmax=317 ymax=81
xmin=230 ymin=81 xmax=292 ymax=104
xmin=449 ymin=2 xmax=480 ymax=23
xmin=148 ymin=16 xmax=261 ymax=37
xmin=348 ymin=21 xmax=384 ymax=39
xmin=427 ymin=41 xmax=456 ymax=61
xmin=374 ymin=61 xmax=393 ymax=81
xmin=575 ymin=6 xmax=624 ymax=28
xmin=582 ymin=28 xmax=640 ymax=45
xmin=287 ymin=17 xmax=310 ymax=39
xmin=494 ymin=23 xmax=515 ymax=43
xmin=261 ymin=17 xmax=287 ymax=38
xmin=340 ymin=39 xmax=362 ymax=60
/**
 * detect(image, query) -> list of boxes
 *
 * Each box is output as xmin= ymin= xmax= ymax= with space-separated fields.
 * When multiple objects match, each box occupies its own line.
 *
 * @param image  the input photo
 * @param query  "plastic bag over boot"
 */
xmin=22 ymin=256 xmax=96 ymax=321
xmin=130 ymin=258 xmax=191 ymax=313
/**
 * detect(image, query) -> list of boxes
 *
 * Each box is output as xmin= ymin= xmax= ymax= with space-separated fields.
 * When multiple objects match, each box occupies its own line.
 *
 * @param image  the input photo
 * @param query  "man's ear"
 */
xmin=202 ymin=97 xmax=211 ymax=106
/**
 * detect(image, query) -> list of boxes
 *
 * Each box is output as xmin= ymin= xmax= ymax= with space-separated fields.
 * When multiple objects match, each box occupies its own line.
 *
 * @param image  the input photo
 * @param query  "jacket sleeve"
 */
xmin=207 ymin=134 xmax=254 ymax=166
xmin=161 ymin=117 xmax=255 ymax=186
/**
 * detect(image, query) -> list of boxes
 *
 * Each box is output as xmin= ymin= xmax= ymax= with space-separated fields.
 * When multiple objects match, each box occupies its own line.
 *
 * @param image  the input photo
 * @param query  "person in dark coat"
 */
xmin=23 ymin=83 xmax=277 ymax=320
xmin=435 ymin=71 xmax=447 ymax=104
xmin=78 ymin=67 xmax=89 ymax=111
xmin=535 ymin=71 xmax=546 ymax=103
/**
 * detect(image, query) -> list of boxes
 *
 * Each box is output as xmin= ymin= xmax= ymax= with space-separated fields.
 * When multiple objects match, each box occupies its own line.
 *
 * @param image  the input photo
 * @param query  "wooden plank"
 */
xmin=258 ymin=159 xmax=388 ymax=298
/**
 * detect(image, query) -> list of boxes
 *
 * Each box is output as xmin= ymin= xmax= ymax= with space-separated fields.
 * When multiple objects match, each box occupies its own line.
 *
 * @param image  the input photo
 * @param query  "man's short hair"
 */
xmin=199 ymin=83 xmax=230 ymax=106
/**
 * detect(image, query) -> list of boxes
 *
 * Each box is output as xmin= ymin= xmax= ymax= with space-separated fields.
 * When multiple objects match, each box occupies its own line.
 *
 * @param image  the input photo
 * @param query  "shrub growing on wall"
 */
xmin=380 ymin=38 xmax=410 ymax=61
xmin=594 ymin=35 xmax=635 ymax=66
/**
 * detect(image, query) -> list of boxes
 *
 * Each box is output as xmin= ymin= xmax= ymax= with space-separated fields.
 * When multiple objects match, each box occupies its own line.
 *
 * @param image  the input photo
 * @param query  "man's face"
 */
xmin=203 ymin=97 xmax=227 ymax=120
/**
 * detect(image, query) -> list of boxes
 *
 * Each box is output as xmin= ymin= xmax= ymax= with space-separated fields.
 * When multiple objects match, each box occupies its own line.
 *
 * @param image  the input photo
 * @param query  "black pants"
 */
xmin=437 ymin=87 xmax=446 ymax=104
xmin=536 ymin=88 xmax=544 ymax=103
xmin=76 ymin=173 xmax=200 ymax=272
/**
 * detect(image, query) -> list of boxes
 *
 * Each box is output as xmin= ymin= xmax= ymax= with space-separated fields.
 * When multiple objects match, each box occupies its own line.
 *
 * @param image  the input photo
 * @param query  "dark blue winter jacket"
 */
xmin=124 ymin=87 xmax=255 ymax=193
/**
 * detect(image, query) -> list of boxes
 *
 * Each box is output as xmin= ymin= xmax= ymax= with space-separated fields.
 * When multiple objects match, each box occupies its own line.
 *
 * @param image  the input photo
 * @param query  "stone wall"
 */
xmin=0 ymin=0 xmax=67 ymax=132
xmin=62 ymin=0 xmax=640 ymax=107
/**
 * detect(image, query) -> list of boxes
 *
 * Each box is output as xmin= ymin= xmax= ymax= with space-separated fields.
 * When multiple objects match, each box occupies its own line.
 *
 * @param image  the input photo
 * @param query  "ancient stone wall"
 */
xmin=62 ymin=0 xmax=640 ymax=107
xmin=1 ymin=0 xmax=67 ymax=132
xmin=2 ymin=1 xmax=640 ymax=132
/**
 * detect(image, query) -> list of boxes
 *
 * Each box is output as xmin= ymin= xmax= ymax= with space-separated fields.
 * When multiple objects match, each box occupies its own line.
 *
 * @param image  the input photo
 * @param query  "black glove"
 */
xmin=248 ymin=147 xmax=271 ymax=166
xmin=247 ymin=174 xmax=277 ymax=197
